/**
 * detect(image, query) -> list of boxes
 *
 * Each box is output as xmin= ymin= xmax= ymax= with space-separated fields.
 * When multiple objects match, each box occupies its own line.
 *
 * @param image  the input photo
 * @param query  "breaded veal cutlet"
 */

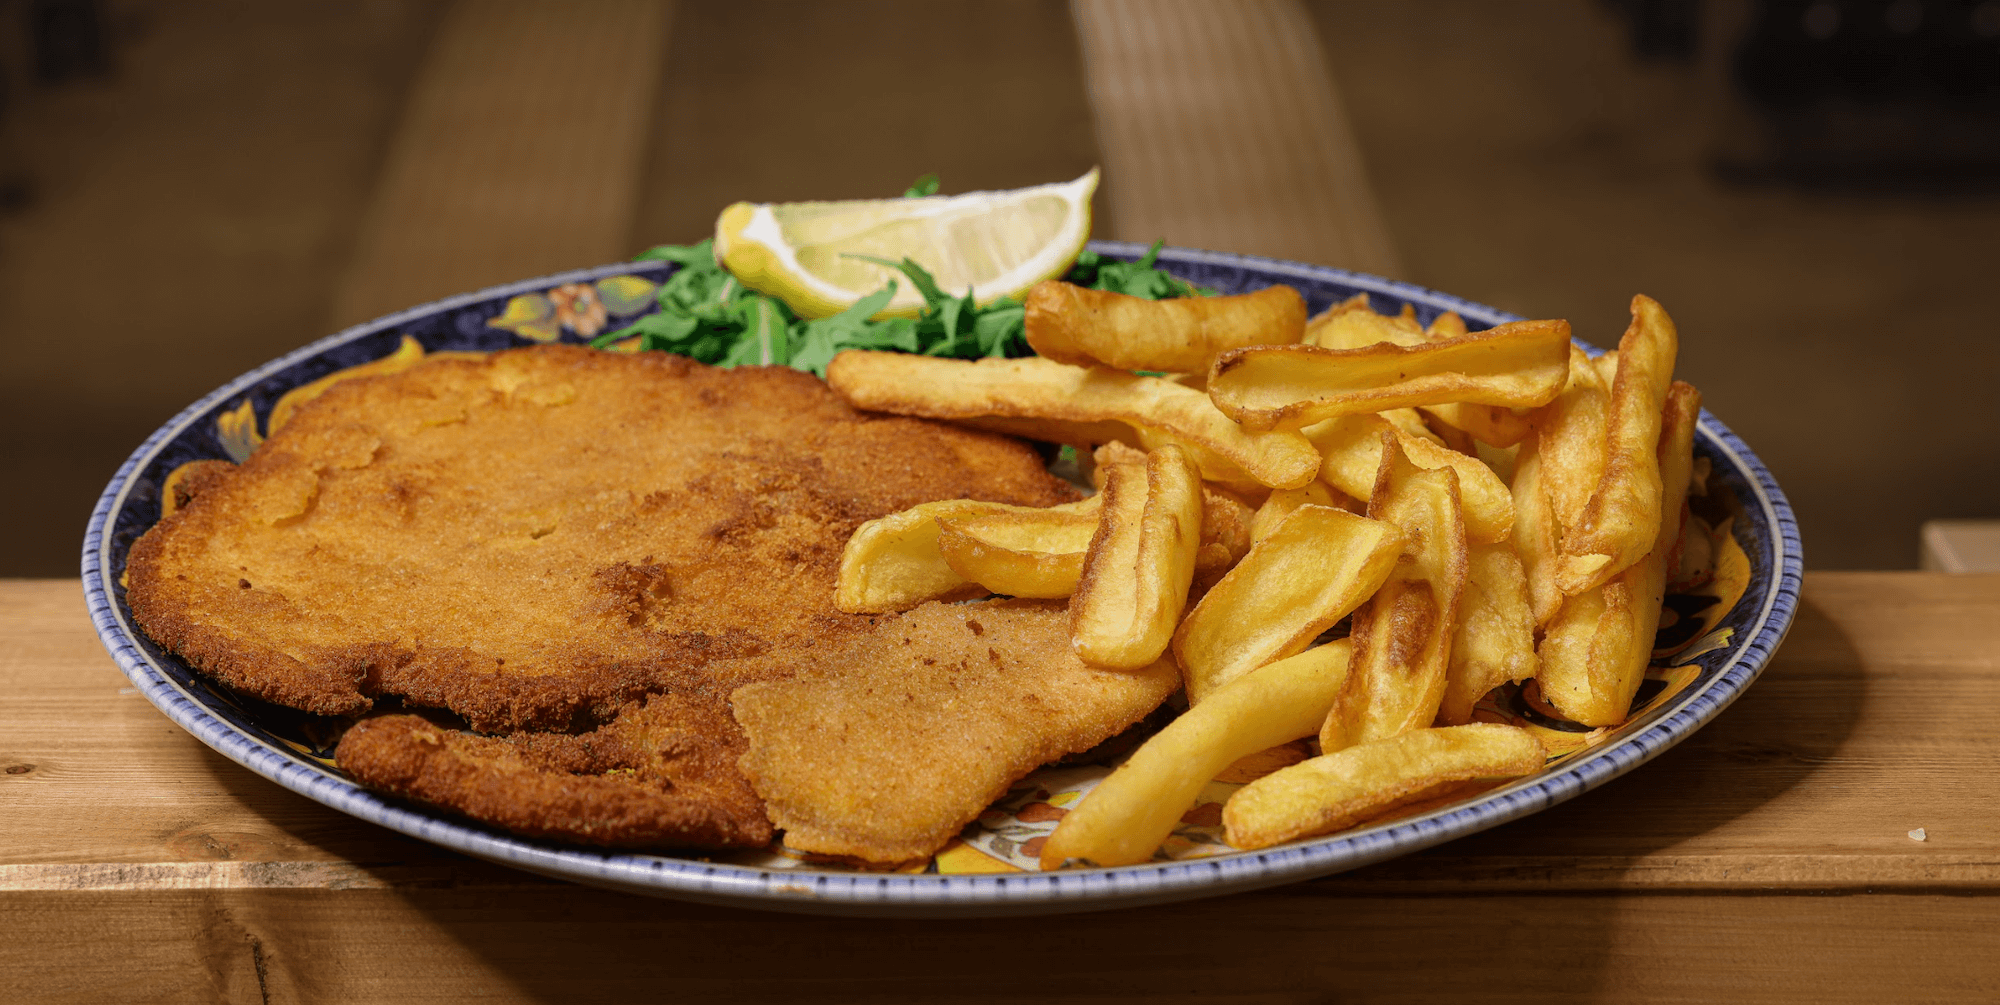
xmin=734 ymin=598 xmax=1179 ymax=862
xmin=127 ymin=345 xmax=1081 ymax=848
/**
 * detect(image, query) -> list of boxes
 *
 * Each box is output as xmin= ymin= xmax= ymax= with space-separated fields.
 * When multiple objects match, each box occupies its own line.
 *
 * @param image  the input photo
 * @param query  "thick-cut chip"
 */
xmin=1510 ymin=431 xmax=1566 ymax=628
xmin=1196 ymin=487 xmax=1257 ymax=573
xmin=1425 ymin=311 xmax=1469 ymax=339
xmin=934 ymin=484 xmax=1246 ymax=599
xmin=1320 ymin=435 xmax=1468 ymax=753
xmin=1533 ymin=345 xmax=1612 ymax=540
xmin=1098 ymin=442 xmax=1251 ymax=574
xmin=1302 ymin=413 xmax=1514 ymax=544
xmin=1436 ymin=541 xmax=1538 ymax=725
xmin=1308 ymin=300 xmax=1534 ymax=448
xmin=936 ymin=507 xmax=1100 ymax=599
xmin=1040 ymin=640 xmax=1353 ymax=869
xmin=1223 ymin=723 xmax=1546 ymax=850
xmin=826 ymin=351 xmax=1320 ymax=490
xmin=1556 ymin=296 xmax=1681 ymax=595
xmin=1071 ymin=444 xmax=1204 ymax=668
xmin=837 ymin=496 xmax=1099 ymax=613
xmin=1207 ymin=318 xmax=1572 ymax=431
xmin=1174 ymin=505 xmax=1402 ymax=703
xmin=1538 ymin=381 xmax=1701 ymax=726
xmin=1306 ymin=294 xmax=1425 ymax=350
xmin=1420 ymin=402 xmax=1535 ymax=448
xmin=1024 ymin=280 xmax=1307 ymax=374
xmin=1379 ymin=406 xmax=1446 ymax=447
xmin=1249 ymin=480 xmax=1348 ymax=542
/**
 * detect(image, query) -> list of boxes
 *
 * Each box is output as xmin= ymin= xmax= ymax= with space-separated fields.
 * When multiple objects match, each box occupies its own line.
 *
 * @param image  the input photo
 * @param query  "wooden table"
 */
xmin=3 ymin=572 xmax=1996 ymax=1003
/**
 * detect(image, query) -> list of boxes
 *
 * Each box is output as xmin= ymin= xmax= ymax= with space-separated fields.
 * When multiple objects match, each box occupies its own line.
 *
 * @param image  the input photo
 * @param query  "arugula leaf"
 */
xmin=1062 ymin=240 xmax=1215 ymax=299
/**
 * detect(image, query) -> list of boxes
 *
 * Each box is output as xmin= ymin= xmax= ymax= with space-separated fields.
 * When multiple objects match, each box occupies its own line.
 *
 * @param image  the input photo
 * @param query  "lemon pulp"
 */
xmin=715 ymin=169 xmax=1098 ymax=319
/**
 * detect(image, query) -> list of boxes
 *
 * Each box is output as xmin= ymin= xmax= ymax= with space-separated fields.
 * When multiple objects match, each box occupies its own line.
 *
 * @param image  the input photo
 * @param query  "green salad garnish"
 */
xmin=593 ymin=179 xmax=1211 ymax=376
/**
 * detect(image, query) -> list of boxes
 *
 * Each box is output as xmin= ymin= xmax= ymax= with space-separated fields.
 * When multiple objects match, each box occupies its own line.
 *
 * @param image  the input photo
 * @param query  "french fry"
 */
xmin=1422 ymin=410 xmax=1480 ymax=456
xmin=1196 ymin=487 xmax=1256 ymax=573
xmin=1419 ymin=403 xmax=1535 ymax=448
xmin=1249 ymin=480 xmax=1349 ymax=542
xmin=1309 ymin=299 xmax=1534 ymax=447
xmin=1379 ymin=406 xmax=1446 ymax=447
xmin=1306 ymin=294 xmax=1426 ymax=350
xmin=1071 ymin=444 xmax=1204 ymax=668
xmin=1556 ymin=296 xmax=1681 ymax=595
xmin=1533 ymin=345 xmax=1612 ymax=538
xmin=1207 ymin=318 xmax=1572 ymax=431
xmin=1425 ymin=311 xmax=1469 ymax=339
xmin=1099 ymin=441 xmax=1252 ymax=575
xmin=1174 ymin=505 xmax=1403 ymax=703
xmin=1436 ymin=541 xmax=1538 ymax=725
xmin=1302 ymin=413 xmax=1514 ymax=544
xmin=1319 ymin=435 xmax=1468 ymax=752
xmin=1023 ymin=280 xmax=1307 ymax=374
xmin=836 ymin=496 xmax=1100 ymax=613
xmin=1538 ymin=381 xmax=1701 ymax=726
xmin=936 ymin=506 xmax=1101 ymax=599
xmin=1510 ymin=431 xmax=1567 ymax=628
xmin=826 ymin=351 xmax=1321 ymax=490
xmin=1223 ymin=723 xmax=1546 ymax=850
xmin=1040 ymin=640 xmax=1353 ymax=869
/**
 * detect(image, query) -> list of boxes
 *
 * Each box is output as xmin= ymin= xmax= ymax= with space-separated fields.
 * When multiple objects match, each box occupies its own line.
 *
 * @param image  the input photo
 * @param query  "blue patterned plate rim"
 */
xmin=82 ymin=242 xmax=1804 ymax=917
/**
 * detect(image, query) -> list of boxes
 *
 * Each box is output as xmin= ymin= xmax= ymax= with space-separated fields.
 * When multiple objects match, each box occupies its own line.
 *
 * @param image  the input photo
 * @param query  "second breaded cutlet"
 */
xmin=733 ymin=599 xmax=1180 ymax=863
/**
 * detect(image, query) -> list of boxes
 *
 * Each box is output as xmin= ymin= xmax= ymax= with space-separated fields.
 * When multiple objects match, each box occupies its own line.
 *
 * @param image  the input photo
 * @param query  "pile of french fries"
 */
xmin=825 ymin=277 xmax=1702 ymax=868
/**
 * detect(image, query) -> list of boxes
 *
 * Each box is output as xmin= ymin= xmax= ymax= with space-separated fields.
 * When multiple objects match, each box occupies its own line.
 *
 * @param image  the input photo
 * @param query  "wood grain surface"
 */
xmin=3 ymin=573 xmax=1997 ymax=1002
xmin=1072 ymin=0 xmax=1403 ymax=275
xmin=326 ymin=0 xmax=672 ymax=329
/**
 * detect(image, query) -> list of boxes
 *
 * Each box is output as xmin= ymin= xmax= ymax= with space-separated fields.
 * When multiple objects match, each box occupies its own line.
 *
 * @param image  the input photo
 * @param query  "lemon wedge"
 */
xmin=715 ymin=168 xmax=1098 ymax=319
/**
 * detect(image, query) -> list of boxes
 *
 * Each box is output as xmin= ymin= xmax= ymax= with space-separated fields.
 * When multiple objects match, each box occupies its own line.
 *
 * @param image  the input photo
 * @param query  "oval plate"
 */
xmin=82 ymin=242 xmax=1802 ymax=917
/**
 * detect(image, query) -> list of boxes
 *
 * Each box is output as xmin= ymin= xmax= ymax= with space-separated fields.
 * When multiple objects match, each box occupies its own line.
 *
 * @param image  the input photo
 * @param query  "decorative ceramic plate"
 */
xmin=82 ymin=242 xmax=1802 ymax=917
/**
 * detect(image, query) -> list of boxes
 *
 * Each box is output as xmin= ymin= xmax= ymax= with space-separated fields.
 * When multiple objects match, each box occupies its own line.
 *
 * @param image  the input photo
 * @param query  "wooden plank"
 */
xmin=2 ymin=888 xmax=1994 ymax=1003
xmin=326 ymin=0 xmax=671 ymax=329
xmin=5 ymin=573 xmax=1998 ymax=895
xmin=1070 ymin=0 xmax=1402 ymax=275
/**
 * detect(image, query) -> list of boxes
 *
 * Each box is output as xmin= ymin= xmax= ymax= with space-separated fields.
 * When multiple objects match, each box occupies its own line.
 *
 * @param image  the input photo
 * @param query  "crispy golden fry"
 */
xmin=1556 ymin=296 xmax=1681 ymax=595
xmin=1023 ymin=280 xmax=1307 ymax=374
xmin=1197 ymin=487 xmax=1256 ymax=573
xmin=1436 ymin=541 xmax=1537 ymax=725
xmin=1040 ymin=640 xmax=1353 ymax=869
xmin=1510 ymin=431 xmax=1567 ymax=628
xmin=934 ymin=482 xmax=1248 ymax=600
xmin=1422 ymin=410 xmax=1480 ymax=456
xmin=1174 ymin=505 xmax=1403 ymax=703
xmin=1379 ymin=406 xmax=1445 ymax=447
xmin=1538 ymin=381 xmax=1701 ymax=726
xmin=1301 ymin=414 xmax=1514 ymax=544
xmin=1419 ymin=402 xmax=1535 ymax=448
xmin=1071 ymin=444 xmax=1204 ymax=668
xmin=1533 ymin=345 xmax=1612 ymax=538
xmin=1249 ymin=480 xmax=1344 ymax=542
xmin=936 ymin=506 xmax=1101 ymax=599
xmin=1320 ymin=435 xmax=1468 ymax=753
xmin=1306 ymin=294 xmax=1426 ymax=350
xmin=1309 ymin=301 xmax=1534 ymax=447
xmin=1425 ymin=311 xmax=1469 ymax=339
xmin=826 ymin=351 xmax=1321 ymax=490
xmin=837 ymin=497 xmax=1101 ymax=613
xmin=1207 ymin=318 xmax=1572 ymax=431
xmin=1223 ymin=723 xmax=1546 ymax=850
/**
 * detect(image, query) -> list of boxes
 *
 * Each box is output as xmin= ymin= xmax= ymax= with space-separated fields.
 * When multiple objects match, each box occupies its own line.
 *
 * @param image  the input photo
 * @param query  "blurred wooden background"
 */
xmin=0 ymin=0 xmax=1996 ymax=574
